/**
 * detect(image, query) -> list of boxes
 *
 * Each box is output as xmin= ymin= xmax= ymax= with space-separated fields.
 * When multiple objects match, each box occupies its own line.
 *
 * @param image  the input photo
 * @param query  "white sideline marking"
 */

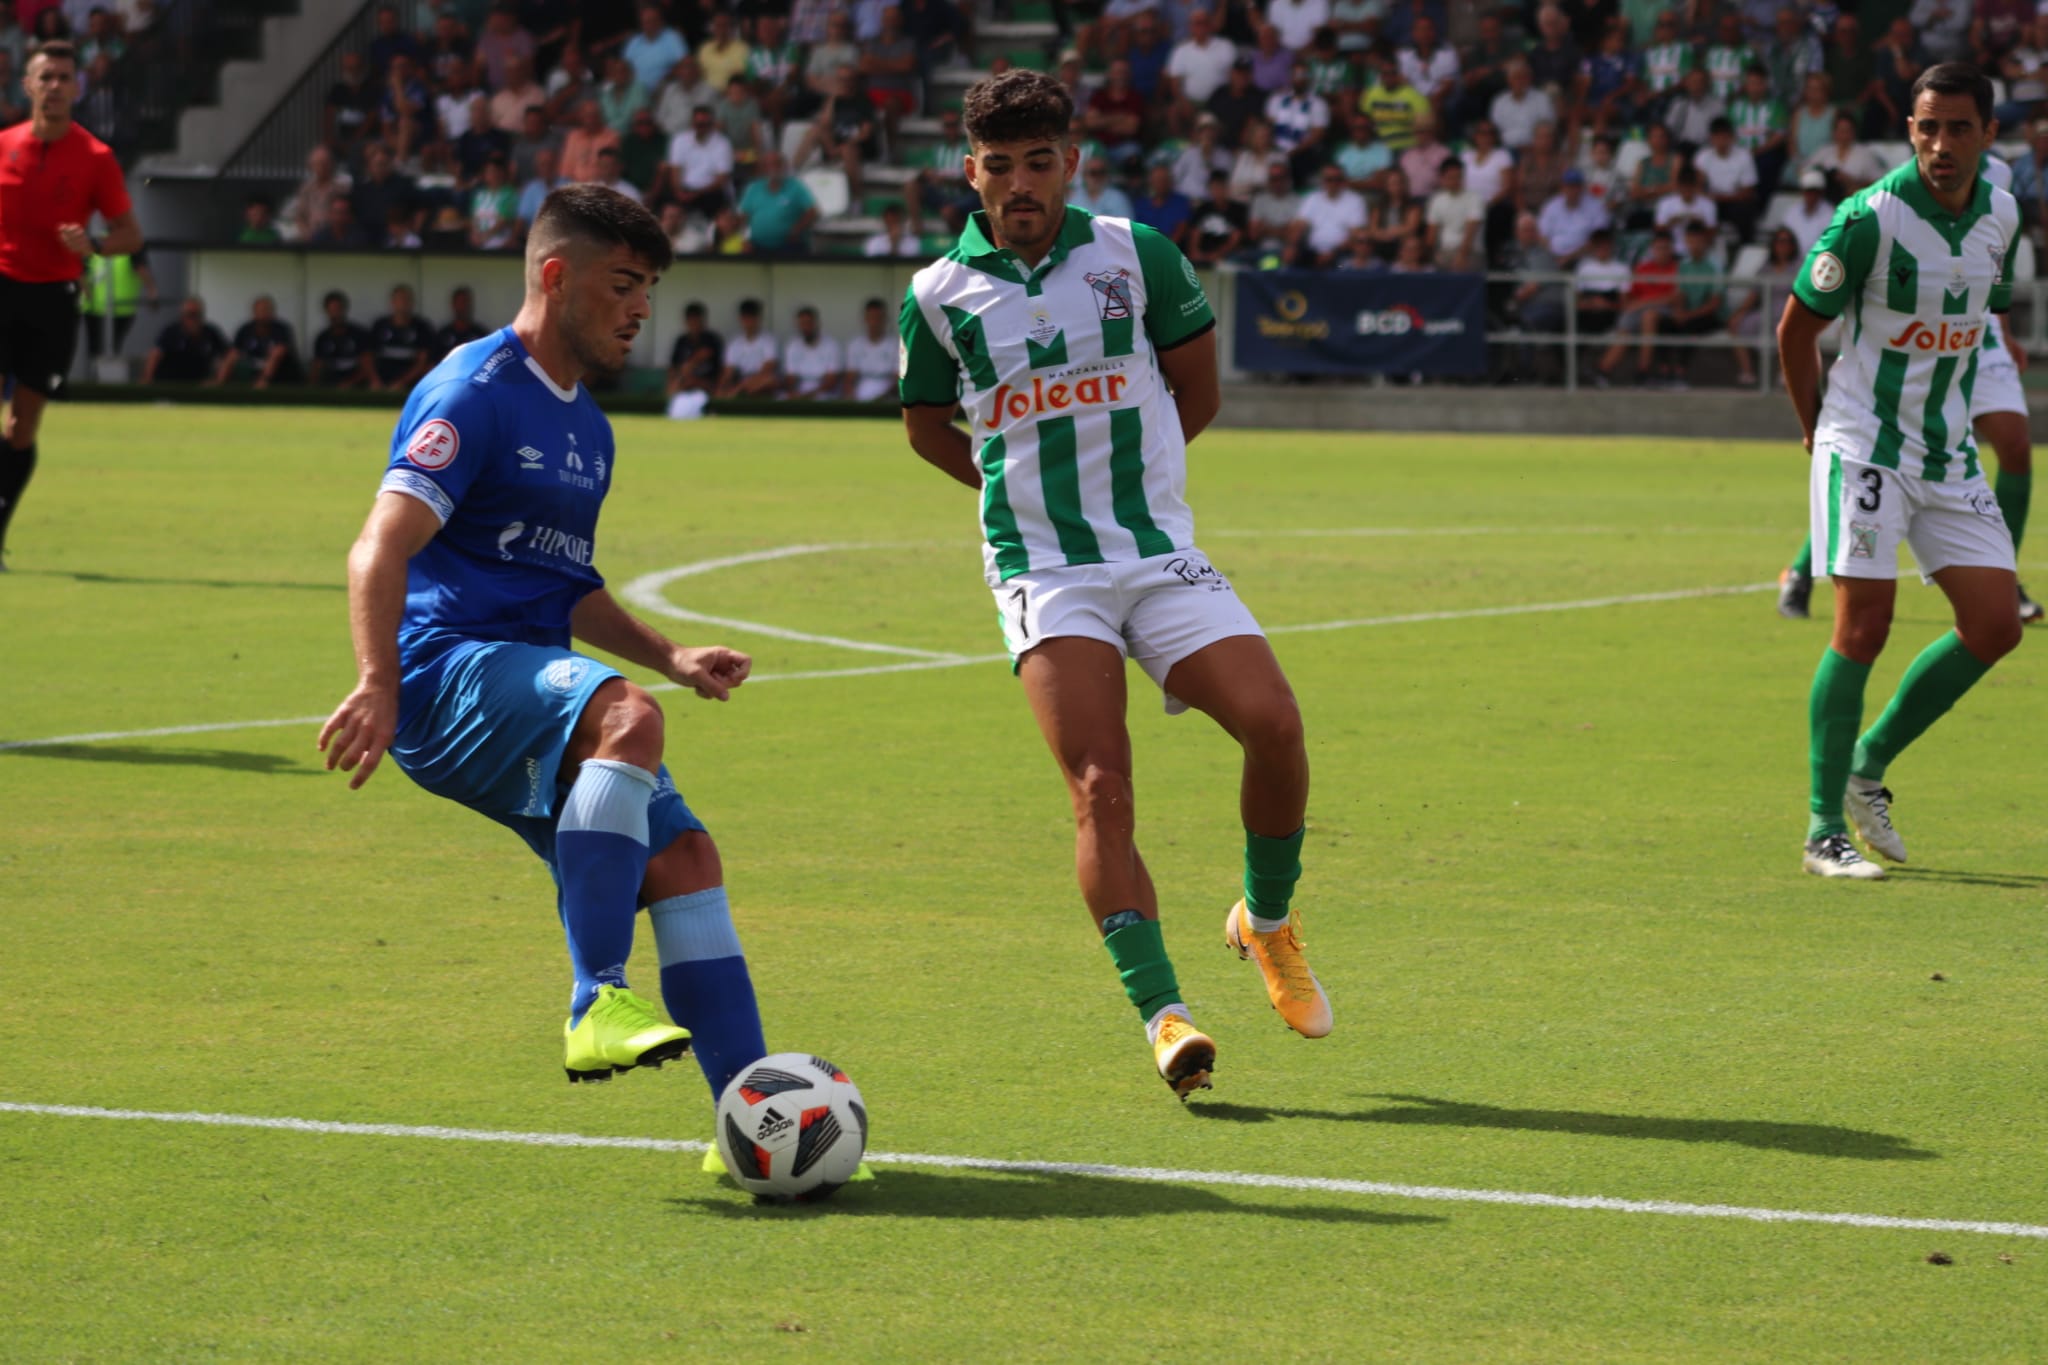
xmin=3 ymin=1101 xmax=2041 ymax=1240
xmin=0 ymin=579 xmax=1777 ymax=752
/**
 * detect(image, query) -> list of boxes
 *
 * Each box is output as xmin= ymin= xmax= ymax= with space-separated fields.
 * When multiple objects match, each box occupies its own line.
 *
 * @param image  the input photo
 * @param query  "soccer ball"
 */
xmin=715 ymin=1052 xmax=868 ymax=1201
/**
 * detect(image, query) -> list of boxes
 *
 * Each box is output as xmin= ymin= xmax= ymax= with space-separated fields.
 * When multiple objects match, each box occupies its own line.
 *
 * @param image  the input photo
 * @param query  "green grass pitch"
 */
xmin=2 ymin=406 xmax=2045 ymax=1360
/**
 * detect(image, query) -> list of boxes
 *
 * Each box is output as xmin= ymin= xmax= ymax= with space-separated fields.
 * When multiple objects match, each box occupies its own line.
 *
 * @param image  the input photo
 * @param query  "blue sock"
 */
xmin=554 ymin=758 xmax=656 ymax=1024
xmin=649 ymin=886 xmax=766 ymax=1102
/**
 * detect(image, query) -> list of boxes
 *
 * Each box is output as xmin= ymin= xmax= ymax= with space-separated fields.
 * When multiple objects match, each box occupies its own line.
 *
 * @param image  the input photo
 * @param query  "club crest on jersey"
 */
xmin=405 ymin=418 xmax=460 ymax=471
xmin=1885 ymin=320 xmax=1980 ymax=354
xmin=1808 ymin=252 xmax=1845 ymax=293
xmin=1085 ymin=268 xmax=1134 ymax=321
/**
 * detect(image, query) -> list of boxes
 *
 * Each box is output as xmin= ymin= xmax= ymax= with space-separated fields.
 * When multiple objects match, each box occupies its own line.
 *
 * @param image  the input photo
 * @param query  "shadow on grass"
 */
xmin=1885 ymin=866 xmax=2048 ymax=889
xmin=0 ymin=744 xmax=314 ymax=775
xmin=668 ymin=1168 xmax=1446 ymax=1225
xmin=1187 ymin=1094 xmax=1936 ymax=1160
xmin=11 ymin=569 xmax=343 ymax=592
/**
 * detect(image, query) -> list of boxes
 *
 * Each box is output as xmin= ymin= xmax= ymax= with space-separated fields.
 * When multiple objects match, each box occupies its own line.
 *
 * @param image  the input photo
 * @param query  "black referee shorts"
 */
xmin=0 ymin=274 xmax=82 ymax=397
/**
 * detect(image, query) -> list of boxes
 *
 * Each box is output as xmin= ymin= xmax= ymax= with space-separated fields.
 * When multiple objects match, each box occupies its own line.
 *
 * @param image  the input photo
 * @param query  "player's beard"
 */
xmin=993 ymin=194 xmax=1062 ymax=253
xmin=562 ymin=296 xmax=632 ymax=379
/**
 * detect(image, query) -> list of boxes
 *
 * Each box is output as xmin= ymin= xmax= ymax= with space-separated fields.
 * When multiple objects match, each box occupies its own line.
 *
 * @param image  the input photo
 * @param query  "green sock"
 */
xmin=1243 ymin=826 xmax=1305 ymax=926
xmin=1791 ymin=534 xmax=1813 ymax=578
xmin=1996 ymin=469 xmax=2032 ymax=553
xmin=1102 ymin=917 xmax=1183 ymax=1022
xmin=1851 ymin=631 xmax=1994 ymax=782
xmin=1808 ymin=648 xmax=1870 ymax=841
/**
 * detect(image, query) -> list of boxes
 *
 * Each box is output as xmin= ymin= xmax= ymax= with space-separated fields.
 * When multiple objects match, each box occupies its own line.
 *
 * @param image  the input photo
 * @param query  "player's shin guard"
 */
xmin=1996 ymin=470 xmax=2031 ymax=553
xmin=1102 ymin=913 xmax=1184 ymax=1022
xmin=1852 ymin=631 xmax=1994 ymax=782
xmin=1243 ymin=826 xmax=1305 ymax=931
xmin=649 ymin=886 xmax=766 ymax=1101
xmin=554 ymin=758 xmax=656 ymax=1025
xmin=0 ymin=442 xmax=36 ymax=552
xmin=1808 ymin=648 xmax=1871 ymax=841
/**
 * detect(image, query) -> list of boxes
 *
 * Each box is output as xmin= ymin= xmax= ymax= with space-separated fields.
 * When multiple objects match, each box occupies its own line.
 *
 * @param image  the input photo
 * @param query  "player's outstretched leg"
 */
xmin=1021 ymin=638 xmax=1213 ymax=1099
xmin=1978 ymin=409 xmax=2041 ymax=623
xmin=1779 ymin=536 xmax=1815 ymax=619
xmin=1164 ymin=636 xmax=1331 ymax=1038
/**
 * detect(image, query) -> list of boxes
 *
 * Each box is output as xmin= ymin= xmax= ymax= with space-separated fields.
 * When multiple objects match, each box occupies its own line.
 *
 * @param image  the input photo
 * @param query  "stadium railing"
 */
xmin=221 ymin=0 xmax=383 ymax=179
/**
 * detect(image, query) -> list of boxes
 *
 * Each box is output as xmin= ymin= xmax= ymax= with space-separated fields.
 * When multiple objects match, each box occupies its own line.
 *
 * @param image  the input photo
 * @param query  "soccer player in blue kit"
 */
xmin=316 ymin=186 xmax=769 ymax=1098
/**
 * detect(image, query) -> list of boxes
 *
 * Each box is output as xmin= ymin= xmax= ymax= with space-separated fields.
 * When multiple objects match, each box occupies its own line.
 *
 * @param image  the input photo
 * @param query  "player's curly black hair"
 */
xmin=961 ymin=68 xmax=1073 ymax=149
xmin=529 ymin=183 xmax=674 ymax=275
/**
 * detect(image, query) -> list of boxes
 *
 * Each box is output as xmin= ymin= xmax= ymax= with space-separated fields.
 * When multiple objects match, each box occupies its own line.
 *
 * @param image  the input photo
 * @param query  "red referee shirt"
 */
xmin=0 ymin=121 xmax=132 ymax=284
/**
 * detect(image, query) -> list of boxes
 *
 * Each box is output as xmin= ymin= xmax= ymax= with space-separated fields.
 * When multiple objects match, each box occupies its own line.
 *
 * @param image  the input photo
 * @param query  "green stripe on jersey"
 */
xmin=978 ymin=434 xmax=1030 ymax=579
xmin=1102 ymin=315 xmax=1134 ymax=359
xmin=1026 ymin=330 xmax=1067 ymax=370
xmin=1959 ymin=348 xmax=1983 ymax=479
xmin=1919 ymin=355 xmax=1960 ymax=481
xmin=942 ymin=305 xmax=1000 ymax=390
xmin=1035 ymin=416 xmax=1104 ymax=563
xmin=1885 ymin=239 xmax=1918 ymax=313
xmin=1870 ymin=348 xmax=1911 ymax=470
xmin=1826 ymin=449 xmax=1844 ymax=569
xmin=1109 ymin=407 xmax=1174 ymax=558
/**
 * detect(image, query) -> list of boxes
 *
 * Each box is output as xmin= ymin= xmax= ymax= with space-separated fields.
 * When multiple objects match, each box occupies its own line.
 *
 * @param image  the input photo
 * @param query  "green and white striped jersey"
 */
xmin=899 ymin=206 xmax=1215 ymax=584
xmin=1794 ymin=158 xmax=2019 ymax=482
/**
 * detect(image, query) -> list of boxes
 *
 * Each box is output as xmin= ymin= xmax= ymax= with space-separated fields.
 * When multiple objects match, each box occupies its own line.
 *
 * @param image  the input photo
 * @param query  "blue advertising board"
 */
xmin=1234 ymin=270 xmax=1488 ymax=375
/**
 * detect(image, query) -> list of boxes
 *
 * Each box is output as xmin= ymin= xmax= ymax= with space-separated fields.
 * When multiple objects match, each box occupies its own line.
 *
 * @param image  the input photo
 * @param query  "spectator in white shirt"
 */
xmin=1424 ymin=157 xmax=1486 ymax=270
xmin=435 ymin=57 xmax=479 ymax=139
xmin=1782 ymin=167 xmax=1835 ymax=253
xmin=1804 ymin=112 xmax=1888 ymax=199
xmin=1265 ymin=0 xmax=1330 ymax=53
xmin=1165 ymin=9 xmax=1236 ymax=105
xmin=662 ymin=105 xmax=734 ymax=218
xmin=1908 ymin=0 xmax=1969 ymax=62
xmin=1653 ymin=166 xmax=1720 ymax=249
xmin=1663 ymin=67 xmax=1725 ymax=155
xmin=654 ymin=55 xmax=720 ymax=138
xmin=1398 ymin=14 xmax=1459 ymax=108
xmin=1488 ymin=58 xmax=1555 ymax=151
xmin=864 ymin=202 xmax=925 ymax=256
xmin=841 ymin=297 xmax=900 ymax=401
xmin=1173 ymin=114 xmax=1232 ymax=199
xmin=782 ymin=306 xmax=843 ymax=400
xmin=1693 ymin=117 xmax=1759 ymax=241
xmin=1573 ymin=228 xmax=1631 ymax=343
xmin=1536 ymin=167 xmax=1610 ymax=263
xmin=1289 ymin=162 xmax=1368 ymax=267
xmin=716 ymin=298 xmax=779 ymax=398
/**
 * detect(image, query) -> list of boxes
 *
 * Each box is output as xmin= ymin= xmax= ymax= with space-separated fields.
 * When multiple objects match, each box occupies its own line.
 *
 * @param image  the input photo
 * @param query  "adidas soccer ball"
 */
xmin=715 ymin=1052 xmax=868 ymax=1201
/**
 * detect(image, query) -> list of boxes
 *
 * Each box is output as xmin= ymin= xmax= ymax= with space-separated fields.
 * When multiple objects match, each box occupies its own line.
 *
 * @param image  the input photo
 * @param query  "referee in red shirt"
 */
xmin=0 ymin=41 xmax=142 ymax=567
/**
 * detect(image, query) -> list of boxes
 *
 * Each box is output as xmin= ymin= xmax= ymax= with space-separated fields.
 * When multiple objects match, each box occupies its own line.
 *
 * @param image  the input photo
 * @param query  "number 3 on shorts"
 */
xmin=1856 ymin=468 xmax=1883 ymax=513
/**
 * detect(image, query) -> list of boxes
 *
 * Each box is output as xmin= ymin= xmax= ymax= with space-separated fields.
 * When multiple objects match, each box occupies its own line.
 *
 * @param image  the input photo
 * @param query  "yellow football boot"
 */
xmin=1225 ymin=900 xmax=1333 ymax=1038
xmin=1152 ymin=1012 xmax=1216 ymax=1100
xmin=563 ymin=985 xmax=692 ymax=1083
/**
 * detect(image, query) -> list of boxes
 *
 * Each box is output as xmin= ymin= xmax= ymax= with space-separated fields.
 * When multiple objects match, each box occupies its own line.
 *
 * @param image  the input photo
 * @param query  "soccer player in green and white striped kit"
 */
xmin=899 ymin=69 xmax=1330 ymax=1097
xmin=1778 ymin=63 xmax=2026 ymax=879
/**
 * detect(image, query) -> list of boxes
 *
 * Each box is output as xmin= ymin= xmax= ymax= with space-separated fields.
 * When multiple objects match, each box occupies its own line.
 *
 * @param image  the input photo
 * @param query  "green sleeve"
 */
xmin=1791 ymin=200 xmax=1879 ymax=319
xmin=1132 ymin=221 xmax=1215 ymax=350
xmin=897 ymin=283 xmax=961 ymax=407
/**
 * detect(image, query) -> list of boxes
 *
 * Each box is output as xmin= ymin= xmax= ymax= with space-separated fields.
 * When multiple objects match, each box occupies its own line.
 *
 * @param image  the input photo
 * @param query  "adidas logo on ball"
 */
xmin=755 ymin=1106 xmax=794 ymax=1142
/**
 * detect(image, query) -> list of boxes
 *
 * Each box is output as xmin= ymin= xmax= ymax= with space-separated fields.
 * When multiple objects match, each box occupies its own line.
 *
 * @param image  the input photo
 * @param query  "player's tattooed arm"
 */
xmin=319 ymin=492 xmax=442 ymax=788
xmin=570 ymin=589 xmax=753 ymax=701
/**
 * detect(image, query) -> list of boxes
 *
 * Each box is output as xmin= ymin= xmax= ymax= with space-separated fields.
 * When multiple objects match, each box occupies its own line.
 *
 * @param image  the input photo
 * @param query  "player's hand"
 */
xmin=670 ymin=646 xmax=752 ymax=701
xmin=2014 ymin=338 xmax=2030 ymax=375
xmin=317 ymin=682 xmax=399 ymax=788
xmin=57 ymin=223 xmax=91 ymax=260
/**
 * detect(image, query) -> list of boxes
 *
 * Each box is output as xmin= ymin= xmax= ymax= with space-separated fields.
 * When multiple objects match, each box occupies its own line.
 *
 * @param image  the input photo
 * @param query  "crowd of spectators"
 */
xmin=0 ymin=0 xmax=172 ymax=153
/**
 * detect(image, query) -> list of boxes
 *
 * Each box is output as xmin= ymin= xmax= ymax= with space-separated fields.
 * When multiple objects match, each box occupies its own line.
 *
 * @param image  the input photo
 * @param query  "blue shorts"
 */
xmin=392 ymin=639 xmax=706 ymax=869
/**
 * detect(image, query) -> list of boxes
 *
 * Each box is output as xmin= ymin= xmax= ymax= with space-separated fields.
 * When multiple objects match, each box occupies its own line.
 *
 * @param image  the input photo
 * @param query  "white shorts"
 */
xmin=992 ymin=547 xmax=1265 ymax=713
xmin=1972 ymin=344 xmax=2026 ymax=418
xmin=1811 ymin=448 xmax=2015 ymax=582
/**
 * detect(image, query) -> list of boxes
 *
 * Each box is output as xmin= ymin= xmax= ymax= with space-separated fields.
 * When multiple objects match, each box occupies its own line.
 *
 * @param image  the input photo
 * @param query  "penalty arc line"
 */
xmin=0 ymin=581 xmax=1778 ymax=753
xmin=2 ymin=1101 xmax=2042 ymax=1240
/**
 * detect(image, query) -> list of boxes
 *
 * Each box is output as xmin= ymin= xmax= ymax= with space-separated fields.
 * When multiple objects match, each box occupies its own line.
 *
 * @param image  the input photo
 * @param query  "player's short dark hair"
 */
xmin=962 ymin=68 xmax=1072 ymax=148
xmin=864 ymin=296 xmax=885 ymax=310
xmin=1439 ymin=156 xmax=1465 ymax=175
xmin=738 ymin=297 xmax=762 ymax=317
xmin=796 ymin=305 xmax=818 ymax=320
xmin=529 ymin=183 xmax=673 ymax=276
xmin=324 ymin=289 xmax=349 ymax=310
xmin=1911 ymin=61 xmax=1994 ymax=123
xmin=1589 ymin=227 xmax=1614 ymax=245
xmin=29 ymin=40 xmax=77 ymax=69
xmin=1708 ymin=116 xmax=1733 ymax=137
xmin=684 ymin=300 xmax=706 ymax=318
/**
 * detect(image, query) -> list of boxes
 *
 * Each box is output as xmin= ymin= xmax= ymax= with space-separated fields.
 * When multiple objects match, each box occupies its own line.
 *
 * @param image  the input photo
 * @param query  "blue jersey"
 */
xmin=377 ymin=326 xmax=615 ymax=720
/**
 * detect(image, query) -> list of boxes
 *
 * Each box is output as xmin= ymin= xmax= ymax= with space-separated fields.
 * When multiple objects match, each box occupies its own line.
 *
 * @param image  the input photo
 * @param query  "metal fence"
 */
xmin=90 ymin=0 xmax=225 ymax=161
xmin=221 ymin=0 xmax=381 ymax=178
xmin=1480 ymin=271 xmax=2045 ymax=391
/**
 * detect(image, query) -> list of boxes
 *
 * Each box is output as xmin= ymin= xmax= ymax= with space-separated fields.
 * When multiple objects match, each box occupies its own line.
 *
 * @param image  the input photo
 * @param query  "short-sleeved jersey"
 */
xmin=377 ymin=327 xmax=614 ymax=705
xmin=900 ymin=206 xmax=1215 ymax=585
xmin=1793 ymin=158 xmax=2019 ymax=482
xmin=231 ymin=319 xmax=295 ymax=364
xmin=314 ymin=323 xmax=374 ymax=378
xmin=0 ymin=121 xmax=131 ymax=283
xmin=371 ymin=313 xmax=437 ymax=383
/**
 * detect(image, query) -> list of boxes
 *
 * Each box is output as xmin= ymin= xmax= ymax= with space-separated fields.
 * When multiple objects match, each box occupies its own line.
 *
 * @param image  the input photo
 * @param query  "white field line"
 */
xmin=2 ymin=1101 xmax=2040 ymax=1240
xmin=0 ymin=579 xmax=1777 ymax=752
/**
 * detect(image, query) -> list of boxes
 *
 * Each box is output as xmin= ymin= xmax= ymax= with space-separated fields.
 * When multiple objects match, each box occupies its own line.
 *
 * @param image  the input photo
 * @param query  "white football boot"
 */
xmin=1844 ymin=776 xmax=1907 ymax=863
xmin=1803 ymin=833 xmax=1886 ymax=880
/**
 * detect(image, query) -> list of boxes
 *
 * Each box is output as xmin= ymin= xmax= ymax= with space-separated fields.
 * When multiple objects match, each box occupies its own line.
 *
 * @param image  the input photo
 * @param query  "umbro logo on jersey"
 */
xmin=516 ymin=445 xmax=545 ymax=469
xmin=1885 ymin=320 xmax=1981 ymax=354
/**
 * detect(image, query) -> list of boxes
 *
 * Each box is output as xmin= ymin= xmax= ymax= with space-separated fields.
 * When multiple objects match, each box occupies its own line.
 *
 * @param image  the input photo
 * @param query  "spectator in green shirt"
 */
xmin=238 ymin=196 xmax=282 ymax=245
xmin=1657 ymin=221 xmax=1727 ymax=387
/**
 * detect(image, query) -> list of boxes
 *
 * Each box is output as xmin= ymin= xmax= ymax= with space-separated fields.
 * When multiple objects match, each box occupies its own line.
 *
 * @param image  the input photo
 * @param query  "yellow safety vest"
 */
xmin=82 ymin=254 xmax=142 ymax=317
